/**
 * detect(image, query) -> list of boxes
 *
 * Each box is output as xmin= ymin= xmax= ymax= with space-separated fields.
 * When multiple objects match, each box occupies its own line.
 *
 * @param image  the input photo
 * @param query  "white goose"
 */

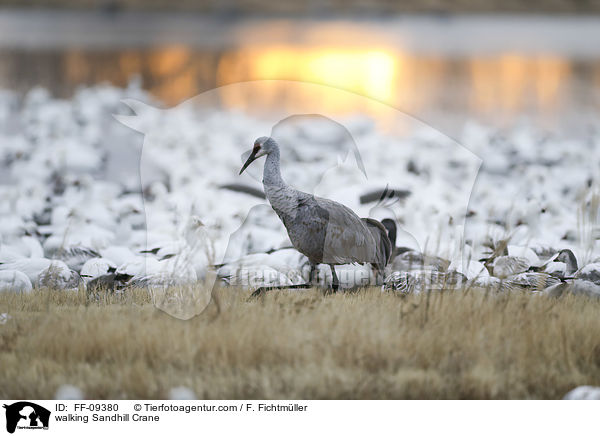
xmin=0 ymin=270 xmax=33 ymax=293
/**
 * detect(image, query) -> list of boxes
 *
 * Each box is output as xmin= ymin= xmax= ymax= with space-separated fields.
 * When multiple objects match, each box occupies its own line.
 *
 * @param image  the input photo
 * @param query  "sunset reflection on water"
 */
xmin=1 ymin=18 xmax=597 ymax=127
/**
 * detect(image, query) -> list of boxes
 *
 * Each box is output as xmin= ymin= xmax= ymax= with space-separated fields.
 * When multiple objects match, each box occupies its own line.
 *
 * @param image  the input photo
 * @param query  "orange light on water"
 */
xmin=217 ymin=47 xmax=398 ymax=105
xmin=146 ymin=46 xmax=199 ymax=103
xmin=535 ymin=56 xmax=570 ymax=109
xmin=61 ymin=38 xmax=575 ymax=122
xmin=469 ymin=54 xmax=571 ymax=120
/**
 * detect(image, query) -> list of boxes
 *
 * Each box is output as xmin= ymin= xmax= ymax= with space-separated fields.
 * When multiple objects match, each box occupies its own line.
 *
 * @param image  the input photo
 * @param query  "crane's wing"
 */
xmin=303 ymin=196 xmax=379 ymax=265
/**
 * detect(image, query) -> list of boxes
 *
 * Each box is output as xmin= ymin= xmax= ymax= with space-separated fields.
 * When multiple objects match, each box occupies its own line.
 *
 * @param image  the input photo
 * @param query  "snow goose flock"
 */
xmin=0 ymin=82 xmax=598 ymax=299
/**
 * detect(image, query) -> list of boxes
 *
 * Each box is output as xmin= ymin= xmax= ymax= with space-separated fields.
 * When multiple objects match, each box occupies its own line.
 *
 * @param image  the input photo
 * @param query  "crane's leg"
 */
xmin=248 ymin=283 xmax=311 ymax=299
xmin=371 ymin=263 xmax=385 ymax=286
xmin=308 ymin=262 xmax=317 ymax=287
xmin=329 ymin=264 xmax=340 ymax=292
xmin=248 ymin=261 xmax=318 ymax=300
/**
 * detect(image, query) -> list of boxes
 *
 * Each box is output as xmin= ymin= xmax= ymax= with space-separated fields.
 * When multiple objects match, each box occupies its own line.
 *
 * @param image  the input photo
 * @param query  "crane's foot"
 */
xmin=249 ymin=287 xmax=269 ymax=299
xmin=325 ymin=264 xmax=341 ymax=295
xmin=322 ymin=282 xmax=340 ymax=295
xmin=247 ymin=283 xmax=312 ymax=301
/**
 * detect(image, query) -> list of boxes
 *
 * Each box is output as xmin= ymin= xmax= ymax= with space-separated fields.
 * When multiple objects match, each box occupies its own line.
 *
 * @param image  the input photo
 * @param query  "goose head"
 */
xmin=555 ymin=249 xmax=578 ymax=275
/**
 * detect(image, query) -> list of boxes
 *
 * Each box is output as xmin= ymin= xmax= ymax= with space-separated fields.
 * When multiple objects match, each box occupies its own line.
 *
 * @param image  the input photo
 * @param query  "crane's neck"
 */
xmin=262 ymin=148 xmax=285 ymax=189
xmin=262 ymin=148 xmax=300 ymax=220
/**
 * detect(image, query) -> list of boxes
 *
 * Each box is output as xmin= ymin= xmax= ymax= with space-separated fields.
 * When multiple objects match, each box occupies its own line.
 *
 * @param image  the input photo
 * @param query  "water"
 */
xmin=0 ymin=11 xmax=599 ymax=134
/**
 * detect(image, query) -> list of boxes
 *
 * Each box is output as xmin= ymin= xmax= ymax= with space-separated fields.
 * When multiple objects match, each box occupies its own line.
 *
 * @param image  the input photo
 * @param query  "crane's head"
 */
xmin=239 ymin=136 xmax=277 ymax=174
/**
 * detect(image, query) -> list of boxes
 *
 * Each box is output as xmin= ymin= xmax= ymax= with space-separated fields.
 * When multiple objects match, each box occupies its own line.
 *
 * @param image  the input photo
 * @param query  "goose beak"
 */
xmin=239 ymin=151 xmax=258 ymax=175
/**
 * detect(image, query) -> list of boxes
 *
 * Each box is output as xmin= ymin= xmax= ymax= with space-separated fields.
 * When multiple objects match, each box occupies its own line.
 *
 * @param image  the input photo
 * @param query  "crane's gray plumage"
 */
xmin=361 ymin=218 xmax=392 ymax=270
xmin=240 ymin=136 xmax=390 ymax=289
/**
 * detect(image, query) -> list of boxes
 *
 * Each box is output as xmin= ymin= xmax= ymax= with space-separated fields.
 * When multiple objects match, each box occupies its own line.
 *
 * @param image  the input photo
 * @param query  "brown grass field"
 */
xmin=1 ymin=286 xmax=600 ymax=399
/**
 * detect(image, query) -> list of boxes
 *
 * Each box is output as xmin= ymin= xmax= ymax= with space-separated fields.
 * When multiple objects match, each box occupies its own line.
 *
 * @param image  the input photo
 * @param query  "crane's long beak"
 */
xmin=239 ymin=151 xmax=258 ymax=175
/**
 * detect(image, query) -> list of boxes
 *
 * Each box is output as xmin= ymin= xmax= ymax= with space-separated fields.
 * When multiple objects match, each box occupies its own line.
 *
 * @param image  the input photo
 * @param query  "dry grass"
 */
xmin=1 ymin=286 xmax=600 ymax=399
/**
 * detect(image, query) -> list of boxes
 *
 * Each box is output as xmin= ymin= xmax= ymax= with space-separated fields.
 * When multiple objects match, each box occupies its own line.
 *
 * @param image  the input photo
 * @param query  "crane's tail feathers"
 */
xmin=362 ymin=217 xmax=393 ymax=267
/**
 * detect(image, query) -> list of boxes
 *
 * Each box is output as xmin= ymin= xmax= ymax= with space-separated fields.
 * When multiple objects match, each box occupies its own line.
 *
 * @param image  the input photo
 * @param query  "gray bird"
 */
xmin=239 ymin=136 xmax=391 ymax=291
xmin=382 ymin=270 xmax=466 ymax=294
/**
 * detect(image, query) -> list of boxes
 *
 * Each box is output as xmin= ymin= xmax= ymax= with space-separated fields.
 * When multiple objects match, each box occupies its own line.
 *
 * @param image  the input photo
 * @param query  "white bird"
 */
xmin=469 ymin=275 xmax=515 ymax=293
xmin=530 ymin=249 xmax=600 ymax=297
xmin=0 ymin=270 xmax=33 ymax=293
xmin=140 ymin=215 xmax=211 ymax=280
xmin=217 ymin=250 xmax=306 ymax=289
xmin=0 ymin=258 xmax=76 ymax=288
xmin=390 ymin=250 xmax=450 ymax=273
xmin=506 ymin=272 xmax=560 ymax=291
xmin=0 ymin=236 xmax=44 ymax=260
xmin=448 ymin=259 xmax=488 ymax=280
xmin=54 ymin=246 xmax=100 ymax=271
xmin=492 ymin=255 xmax=530 ymax=278
xmin=168 ymin=386 xmax=197 ymax=400
xmin=99 ymin=245 xmax=137 ymax=266
xmin=533 ymin=248 xmax=579 ymax=278
xmin=54 ymin=384 xmax=85 ymax=401
xmin=507 ymin=245 xmax=543 ymax=268
xmin=577 ymin=262 xmax=600 ymax=285
xmin=80 ymin=257 xmax=117 ymax=282
xmin=544 ymin=280 xmax=600 ymax=299
xmin=37 ymin=262 xmax=81 ymax=289
xmin=563 ymin=386 xmax=600 ymax=400
xmin=116 ymin=255 xmax=197 ymax=288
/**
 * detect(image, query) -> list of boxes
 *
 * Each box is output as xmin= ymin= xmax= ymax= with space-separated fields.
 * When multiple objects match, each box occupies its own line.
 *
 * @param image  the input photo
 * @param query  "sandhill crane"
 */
xmin=239 ymin=136 xmax=391 ymax=291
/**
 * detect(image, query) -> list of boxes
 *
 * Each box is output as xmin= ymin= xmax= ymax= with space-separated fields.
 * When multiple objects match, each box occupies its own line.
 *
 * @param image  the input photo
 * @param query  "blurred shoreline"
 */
xmin=2 ymin=1 xmax=600 ymax=15
xmin=0 ymin=10 xmax=599 ymax=56
xmin=0 ymin=9 xmax=597 ymax=134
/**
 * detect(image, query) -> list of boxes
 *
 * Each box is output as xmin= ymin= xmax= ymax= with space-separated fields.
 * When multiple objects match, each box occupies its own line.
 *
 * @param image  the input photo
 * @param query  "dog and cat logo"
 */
xmin=3 ymin=402 xmax=50 ymax=433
